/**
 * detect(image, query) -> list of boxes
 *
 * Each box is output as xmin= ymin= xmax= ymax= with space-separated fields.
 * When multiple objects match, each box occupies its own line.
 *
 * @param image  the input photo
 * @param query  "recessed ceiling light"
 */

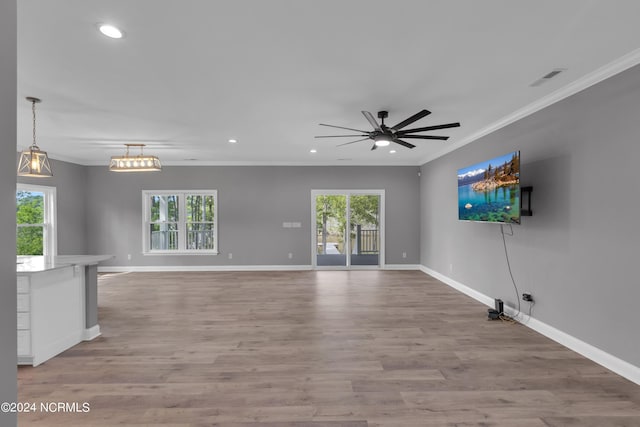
xmin=310 ymin=149 xmax=317 ymax=153
xmin=228 ymin=139 xmax=237 ymax=144
xmin=98 ymin=24 xmax=124 ymax=39
xmin=389 ymin=150 xmax=396 ymax=154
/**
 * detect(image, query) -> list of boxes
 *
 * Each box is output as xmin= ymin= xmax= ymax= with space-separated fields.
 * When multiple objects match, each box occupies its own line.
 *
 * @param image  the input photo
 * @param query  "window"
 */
xmin=16 ymin=184 xmax=57 ymax=256
xmin=142 ymin=190 xmax=218 ymax=254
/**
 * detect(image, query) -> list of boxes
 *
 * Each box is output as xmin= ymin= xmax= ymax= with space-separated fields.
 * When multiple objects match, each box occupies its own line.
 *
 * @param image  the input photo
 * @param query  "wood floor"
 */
xmin=18 ymin=270 xmax=640 ymax=426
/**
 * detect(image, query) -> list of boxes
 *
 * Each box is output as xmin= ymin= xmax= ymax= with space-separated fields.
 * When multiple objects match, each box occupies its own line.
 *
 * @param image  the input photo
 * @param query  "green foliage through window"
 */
xmin=145 ymin=191 xmax=218 ymax=252
xmin=315 ymin=194 xmax=380 ymax=255
xmin=16 ymin=191 xmax=45 ymax=255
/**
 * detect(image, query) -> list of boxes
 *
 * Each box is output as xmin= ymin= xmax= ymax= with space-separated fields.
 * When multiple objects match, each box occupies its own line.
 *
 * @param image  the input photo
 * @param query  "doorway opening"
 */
xmin=312 ymin=190 xmax=384 ymax=269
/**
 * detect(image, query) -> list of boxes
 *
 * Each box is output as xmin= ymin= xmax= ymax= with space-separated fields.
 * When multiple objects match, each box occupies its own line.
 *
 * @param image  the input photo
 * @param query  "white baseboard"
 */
xmin=420 ymin=265 xmax=496 ymax=307
xmin=100 ymin=264 xmax=422 ymax=273
xmin=419 ymin=265 xmax=640 ymax=386
xmin=383 ymin=264 xmax=421 ymax=270
xmin=18 ymin=356 xmax=33 ymax=365
xmin=83 ymin=325 xmax=101 ymax=341
xmin=99 ymin=265 xmax=314 ymax=273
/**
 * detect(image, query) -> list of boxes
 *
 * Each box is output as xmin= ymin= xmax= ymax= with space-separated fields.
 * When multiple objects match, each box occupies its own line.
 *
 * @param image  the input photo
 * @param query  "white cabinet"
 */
xmin=17 ymin=266 xmax=84 ymax=366
xmin=17 ymin=330 xmax=31 ymax=356
xmin=17 ymin=277 xmax=30 ymax=293
xmin=17 ymin=293 xmax=29 ymax=311
xmin=17 ymin=277 xmax=31 ymax=356
xmin=17 ymin=312 xmax=30 ymax=329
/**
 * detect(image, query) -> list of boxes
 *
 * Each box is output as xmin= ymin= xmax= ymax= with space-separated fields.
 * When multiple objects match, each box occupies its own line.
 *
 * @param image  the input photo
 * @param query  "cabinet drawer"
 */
xmin=17 ymin=330 xmax=31 ymax=355
xmin=17 ymin=276 xmax=30 ymax=293
xmin=17 ymin=312 xmax=30 ymax=330
xmin=17 ymin=294 xmax=30 ymax=312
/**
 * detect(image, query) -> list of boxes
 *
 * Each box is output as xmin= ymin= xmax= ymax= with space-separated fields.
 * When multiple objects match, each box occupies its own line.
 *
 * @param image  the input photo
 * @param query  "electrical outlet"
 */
xmin=402 ymin=252 xmax=407 ymax=258
xmin=228 ymin=253 xmax=233 ymax=260
xmin=127 ymin=254 xmax=131 ymax=261
xmin=288 ymin=253 xmax=293 ymax=259
xmin=522 ymin=293 xmax=533 ymax=302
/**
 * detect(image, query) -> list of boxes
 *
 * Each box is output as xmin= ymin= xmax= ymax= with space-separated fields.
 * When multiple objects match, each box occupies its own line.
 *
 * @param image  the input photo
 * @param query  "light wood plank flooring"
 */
xmin=18 ymin=270 xmax=640 ymax=426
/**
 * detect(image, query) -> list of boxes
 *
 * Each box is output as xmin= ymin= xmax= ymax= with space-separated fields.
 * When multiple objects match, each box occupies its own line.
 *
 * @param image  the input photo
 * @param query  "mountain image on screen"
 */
xmin=457 ymin=151 xmax=520 ymax=223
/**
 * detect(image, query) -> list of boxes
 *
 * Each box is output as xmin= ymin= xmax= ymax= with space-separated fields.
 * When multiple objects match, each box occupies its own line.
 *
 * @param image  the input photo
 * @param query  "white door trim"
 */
xmin=311 ymin=189 xmax=385 ymax=270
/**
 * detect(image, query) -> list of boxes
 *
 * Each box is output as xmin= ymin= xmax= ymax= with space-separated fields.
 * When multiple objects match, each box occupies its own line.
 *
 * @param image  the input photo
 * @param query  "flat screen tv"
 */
xmin=457 ymin=151 xmax=520 ymax=224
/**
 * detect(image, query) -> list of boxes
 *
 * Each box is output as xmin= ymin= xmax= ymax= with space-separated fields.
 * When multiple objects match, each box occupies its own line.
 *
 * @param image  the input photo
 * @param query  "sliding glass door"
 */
xmin=315 ymin=194 xmax=347 ymax=267
xmin=313 ymin=190 xmax=384 ymax=269
xmin=349 ymin=194 xmax=381 ymax=266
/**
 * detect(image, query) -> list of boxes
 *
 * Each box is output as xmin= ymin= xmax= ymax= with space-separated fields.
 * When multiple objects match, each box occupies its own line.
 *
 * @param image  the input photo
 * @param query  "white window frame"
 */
xmin=142 ymin=190 xmax=218 ymax=255
xmin=16 ymin=183 xmax=57 ymax=257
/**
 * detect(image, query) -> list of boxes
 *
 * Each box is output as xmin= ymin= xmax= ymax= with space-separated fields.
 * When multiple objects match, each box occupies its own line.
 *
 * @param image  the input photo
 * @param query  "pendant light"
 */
xmin=109 ymin=144 xmax=162 ymax=172
xmin=17 ymin=97 xmax=53 ymax=177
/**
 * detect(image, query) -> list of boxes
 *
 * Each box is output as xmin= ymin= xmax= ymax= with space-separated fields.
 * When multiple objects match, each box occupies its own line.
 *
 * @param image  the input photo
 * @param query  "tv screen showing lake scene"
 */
xmin=458 ymin=151 xmax=520 ymax=223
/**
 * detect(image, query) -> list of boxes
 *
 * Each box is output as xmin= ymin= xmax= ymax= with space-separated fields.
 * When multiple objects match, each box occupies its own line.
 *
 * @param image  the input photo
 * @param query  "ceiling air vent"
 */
xmin=529 ymin=68 xmax=566 ymax=87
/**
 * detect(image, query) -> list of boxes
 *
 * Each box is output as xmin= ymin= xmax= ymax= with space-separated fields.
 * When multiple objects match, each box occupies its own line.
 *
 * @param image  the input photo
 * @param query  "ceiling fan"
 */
xmin=315 ymin=110 xmax=460 ymax=150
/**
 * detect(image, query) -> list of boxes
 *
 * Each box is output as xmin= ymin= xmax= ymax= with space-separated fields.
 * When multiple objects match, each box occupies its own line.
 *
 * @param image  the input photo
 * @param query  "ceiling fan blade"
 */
xmin=397 ymin=122 xmax=461 ymax=134
xmin=319 ymin=123 xmax=369 ymax=133
xmin=401 ymin=135 xmax=449 ymax=140
xmin=390 ymin=109 xmax=431 ymax=130
xmin=393 ymin=139 xmax=416 ymax=149
xmin=315 ymin=134 xmax=368 ymax=138
xmin=362 ymin=111 xmax=382 ymax=131
xmin=337 ymin=138 xmax=370 ymax=147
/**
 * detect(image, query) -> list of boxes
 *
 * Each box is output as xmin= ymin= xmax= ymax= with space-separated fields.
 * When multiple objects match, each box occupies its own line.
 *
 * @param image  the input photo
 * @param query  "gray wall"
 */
xmin=0 ymin=0 xmax=17 ymax=424
xmin=420 ymin=64 xmax=640 ymax=367
xmin=18 ymin=158 xmax=88 ymax=255
xmin=86 ymin=165 xmax=420 ymax=267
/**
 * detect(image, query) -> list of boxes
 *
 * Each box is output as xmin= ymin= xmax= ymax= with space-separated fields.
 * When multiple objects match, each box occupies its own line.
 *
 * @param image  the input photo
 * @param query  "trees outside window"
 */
xmin=143 ymin=190 xmax=218 ymax=254
xmin=315 ymin=194 xmax=380 ymax=255
xmin=16 ymin=184 xmax=56 ymax=256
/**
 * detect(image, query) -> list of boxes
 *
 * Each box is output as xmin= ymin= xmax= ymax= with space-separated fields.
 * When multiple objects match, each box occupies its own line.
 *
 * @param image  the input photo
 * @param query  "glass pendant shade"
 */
xmin=109 ymin=144 xmax=162 ymax=172
xmin=18 ymin=97 xmax=53 ymax=177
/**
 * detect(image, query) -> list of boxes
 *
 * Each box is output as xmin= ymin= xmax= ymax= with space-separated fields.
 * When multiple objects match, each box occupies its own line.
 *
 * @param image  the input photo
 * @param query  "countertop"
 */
xmin=54 ymin=255 xmax=114 ymax=265
xmin=17 ymin=255 xmax=114 ymax=274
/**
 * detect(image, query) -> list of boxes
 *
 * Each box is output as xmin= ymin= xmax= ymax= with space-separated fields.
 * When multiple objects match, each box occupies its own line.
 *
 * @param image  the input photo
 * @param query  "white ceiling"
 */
xmin=16 ymin=0 xmax=640 ymax=166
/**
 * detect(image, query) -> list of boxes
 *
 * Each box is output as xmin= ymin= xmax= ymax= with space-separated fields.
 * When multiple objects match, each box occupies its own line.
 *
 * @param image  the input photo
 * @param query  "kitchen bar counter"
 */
xmin=54 ymin=255 xmax=115 ymax=266
xmin=17 ymin=256 xmax=71 ymax=274
xmin=16 ymin=255 xmax=113 ymax=366
xmin=17 ymin=255 xmax=113 ymax=273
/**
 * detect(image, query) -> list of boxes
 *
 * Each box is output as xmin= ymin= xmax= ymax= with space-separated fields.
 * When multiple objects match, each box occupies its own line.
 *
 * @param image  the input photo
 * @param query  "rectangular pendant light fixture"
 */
xmin=109 ymin=144 xmax=162 ymax=172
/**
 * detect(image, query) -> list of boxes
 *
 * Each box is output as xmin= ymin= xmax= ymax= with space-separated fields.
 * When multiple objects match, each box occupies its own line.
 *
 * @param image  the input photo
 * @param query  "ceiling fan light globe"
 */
xmin=99 ymin=24 xmax=123 ymax=39
xmin=374 ymin=138 xmax=390 ymax=147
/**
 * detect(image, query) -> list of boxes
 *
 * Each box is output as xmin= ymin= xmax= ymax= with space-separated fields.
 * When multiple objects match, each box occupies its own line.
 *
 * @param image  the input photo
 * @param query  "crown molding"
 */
xmin=419 ymin=47 xmax=640 ymax=166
